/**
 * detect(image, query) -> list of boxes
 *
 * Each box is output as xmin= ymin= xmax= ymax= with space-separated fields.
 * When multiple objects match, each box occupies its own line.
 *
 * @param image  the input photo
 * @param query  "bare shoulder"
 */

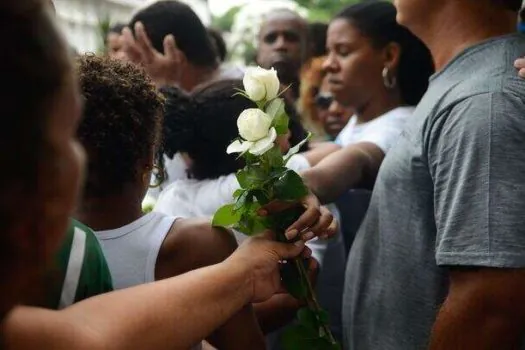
xmin=155 ymin=217 xmax=238 ymax=280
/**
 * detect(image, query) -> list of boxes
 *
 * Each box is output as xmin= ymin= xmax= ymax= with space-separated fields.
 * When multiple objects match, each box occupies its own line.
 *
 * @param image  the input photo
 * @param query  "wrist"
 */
xmin=220 ymin=257 xmax=254 ymax=303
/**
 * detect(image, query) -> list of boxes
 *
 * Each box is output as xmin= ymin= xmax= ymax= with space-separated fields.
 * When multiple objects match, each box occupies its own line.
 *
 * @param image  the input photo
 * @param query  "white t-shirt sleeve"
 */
xmin=286 ymin=154 xmax=311 ymax=172
xmin=358 ymin=117 xmax=407 ymax=154
xmin=334 ymin=117 xmax=355 ymax=146
xmin=338 ymin=107 xmax=413 ymax=153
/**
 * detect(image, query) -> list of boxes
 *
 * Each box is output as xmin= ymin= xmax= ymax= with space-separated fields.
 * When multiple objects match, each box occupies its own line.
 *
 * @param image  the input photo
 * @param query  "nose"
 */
xmin=328 ymin=100 xmax=342 ymax=116
xmin=273 ymin=35 xmax=288 ymax=52
xmin=323 ymin=53 xmax=339 ymax=73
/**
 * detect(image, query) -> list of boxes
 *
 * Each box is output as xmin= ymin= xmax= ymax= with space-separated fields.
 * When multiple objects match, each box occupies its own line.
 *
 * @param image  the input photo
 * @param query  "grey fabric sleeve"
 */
xmin=427 ymin=92 xmax=525 ymax=267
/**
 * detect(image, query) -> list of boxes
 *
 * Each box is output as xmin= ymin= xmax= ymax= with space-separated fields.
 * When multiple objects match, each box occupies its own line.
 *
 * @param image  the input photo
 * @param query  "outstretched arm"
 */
xmin=2 ymin=234 xmax=306 ymax=350
xmin=156 ymin=218 xmax=265 ymax=349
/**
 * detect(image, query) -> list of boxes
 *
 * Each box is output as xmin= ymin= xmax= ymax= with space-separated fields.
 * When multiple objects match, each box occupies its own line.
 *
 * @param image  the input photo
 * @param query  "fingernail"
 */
xmin=294 ymin=240 xmax=305 ymax=248
xmin=258 ymin=209 xmax=268 ymax=217
xmin=285 ymin=229 xmax=298 ymax=240
xmin=302 ymin=231 xmax=315 ymax=241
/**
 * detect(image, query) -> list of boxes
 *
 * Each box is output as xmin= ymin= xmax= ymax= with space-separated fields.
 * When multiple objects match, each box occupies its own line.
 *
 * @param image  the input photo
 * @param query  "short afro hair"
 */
xmin=130 ymin=1 xmax=218 ymax=68
xmin=77 ymin=55 xmax=164 ymax=198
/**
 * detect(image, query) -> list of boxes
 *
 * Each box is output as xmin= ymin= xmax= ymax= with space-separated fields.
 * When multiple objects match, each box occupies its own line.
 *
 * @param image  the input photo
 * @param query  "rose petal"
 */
xmin=227 ymin=140 xmax=252 ymax=154
xmin=265 ymin=68 xmax=280 ymax=100
xmin=249 ymin=128 xmax=277 ymax=156
xmin=237 ymin=108 xmax=272 ymax=142
xmin=243 ymin=69 xmax=265 ymax=101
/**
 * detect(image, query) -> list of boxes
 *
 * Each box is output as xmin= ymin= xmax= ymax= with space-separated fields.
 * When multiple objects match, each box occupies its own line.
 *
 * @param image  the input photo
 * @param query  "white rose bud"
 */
xmin=237 ymin=108 xmax=273 ymax=142
xmin=243 ymin=66 xmax=280 ymax=102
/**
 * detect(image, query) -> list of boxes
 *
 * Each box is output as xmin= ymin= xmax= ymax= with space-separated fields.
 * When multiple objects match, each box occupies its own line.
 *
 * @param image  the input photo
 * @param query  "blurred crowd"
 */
xmin=1 ymin=0 xmax=525 ymax=350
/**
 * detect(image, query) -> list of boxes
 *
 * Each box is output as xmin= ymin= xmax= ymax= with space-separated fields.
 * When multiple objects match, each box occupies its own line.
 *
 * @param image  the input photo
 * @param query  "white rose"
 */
xmin=227 ymin=127 xmax=277 ymax=156
xmin=237 ymin=108 xmax=273 ymax=142
xmin=243 ymin=66 xmax=280 ymax=102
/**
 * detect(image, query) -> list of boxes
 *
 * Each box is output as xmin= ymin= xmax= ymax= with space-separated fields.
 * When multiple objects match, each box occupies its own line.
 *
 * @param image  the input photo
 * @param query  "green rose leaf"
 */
xmin=274 ymin=170 xmax=309 ymax=201
xmin=266 ymin=98 xmax=285 ymax=118
xmin=236 ymin=166 xmax=267 ymax=189
xmin=234 ymin=191 xmax=252 ymax=211
xmin=281 ymin=261 xmax=308 ymax=299
xmin=298 ymin=307 xmax=319 ymax=331
xmin=281 ymin=325 xmax=320 ymax=350
xmin=274 ymin=112 xmax=289 ymax=135
xmin=234 ymin=209 xmax=267 ymax=236
xmin=264 ymin=147 xmax=284 ymax=169
xmin=252 ymin=189 xmax=270 ymax=205
xmin=318 ymin=309 xmax=330 ymax=324
xmin=233 ymin=189 xmax=244 ymax=199
xmin=212 ymin=204 xmax=242 ymax=227
xmin=284 ymin=133 xmax=312 ymax=163
xmin=266 ymin=98 xmax=289 ymax=135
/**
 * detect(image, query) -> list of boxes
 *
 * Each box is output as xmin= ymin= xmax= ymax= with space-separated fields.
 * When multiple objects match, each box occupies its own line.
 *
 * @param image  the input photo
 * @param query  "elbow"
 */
xmin=301 ymin=168 xmax=332 ymax=204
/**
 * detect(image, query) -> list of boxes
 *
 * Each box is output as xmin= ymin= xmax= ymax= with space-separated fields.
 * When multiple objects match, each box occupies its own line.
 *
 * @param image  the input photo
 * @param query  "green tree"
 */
xmin=211 ymin=6 xmax=242 ymax=32
xmin=295 ymin=0 xmax=361 ymax=21
xmin=96 ymin=14 xmax=111 ymax=55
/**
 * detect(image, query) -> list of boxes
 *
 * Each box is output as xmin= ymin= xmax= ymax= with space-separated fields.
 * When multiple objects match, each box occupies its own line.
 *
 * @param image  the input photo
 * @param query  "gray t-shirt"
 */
xmin=343 ymin=34 xmax=525 ymax=350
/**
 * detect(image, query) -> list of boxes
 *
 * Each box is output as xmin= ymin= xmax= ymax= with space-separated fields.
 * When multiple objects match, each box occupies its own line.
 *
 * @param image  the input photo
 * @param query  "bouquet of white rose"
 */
xmin=213 ymin=67 xmax=340 ymax=350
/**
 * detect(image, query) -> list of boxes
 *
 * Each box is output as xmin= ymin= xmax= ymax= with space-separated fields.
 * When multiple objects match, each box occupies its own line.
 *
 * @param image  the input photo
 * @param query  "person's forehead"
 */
xmin=259 ymin=17 xmax=306 ymax=36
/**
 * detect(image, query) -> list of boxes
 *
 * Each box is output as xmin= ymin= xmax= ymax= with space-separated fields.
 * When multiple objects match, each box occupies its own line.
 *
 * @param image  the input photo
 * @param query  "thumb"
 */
xmin=271 ymin=240 xmax=305 ymax=260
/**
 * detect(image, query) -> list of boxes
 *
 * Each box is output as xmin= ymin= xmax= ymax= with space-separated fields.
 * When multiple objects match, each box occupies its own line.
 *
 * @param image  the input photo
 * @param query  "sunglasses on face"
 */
xmin=315 ymin=94 xmax=333 ymax=110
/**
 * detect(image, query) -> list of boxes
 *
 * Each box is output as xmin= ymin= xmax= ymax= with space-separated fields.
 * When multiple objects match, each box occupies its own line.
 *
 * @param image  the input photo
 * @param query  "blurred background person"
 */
xmin=302 ymin=1 xmax=434 ymax=204
xmin=105 ymin=23 xmax=126 ymax=60
xmin=207 ymin=27 xmax=228 ymax=63
xmin=256 ymin=9 xmax=310 ymax=102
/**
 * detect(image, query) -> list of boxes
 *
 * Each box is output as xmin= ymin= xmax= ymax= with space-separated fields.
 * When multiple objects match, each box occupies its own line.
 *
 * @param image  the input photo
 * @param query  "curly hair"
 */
xmin=161 ymin=86 xmax=191 ymax=159
xmin=77 ymin=55 xmax=164 ymax=198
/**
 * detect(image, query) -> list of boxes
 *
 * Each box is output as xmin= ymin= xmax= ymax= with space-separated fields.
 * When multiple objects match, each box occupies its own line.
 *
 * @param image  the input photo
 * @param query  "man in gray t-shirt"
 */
xmin=343 ymin=1 xmax=525 ymax=349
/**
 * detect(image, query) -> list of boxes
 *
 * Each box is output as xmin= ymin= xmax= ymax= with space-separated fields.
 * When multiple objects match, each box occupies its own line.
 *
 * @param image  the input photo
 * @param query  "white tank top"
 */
xmin=96 ymin=212 xmax=176 ymax=289
xmin=96 ymin=212 xmax=202 ymax=350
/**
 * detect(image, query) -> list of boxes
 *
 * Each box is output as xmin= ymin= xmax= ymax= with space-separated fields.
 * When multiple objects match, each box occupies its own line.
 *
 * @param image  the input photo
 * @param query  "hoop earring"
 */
xmin=149 ymin=164 xmax=165 ymax=189
xmin=382 ymin=67 xmax=397 ymax=89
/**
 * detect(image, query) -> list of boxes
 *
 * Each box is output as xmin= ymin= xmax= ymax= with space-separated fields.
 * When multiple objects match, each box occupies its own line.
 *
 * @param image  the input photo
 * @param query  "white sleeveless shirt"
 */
xmin=96 ymin=212 xmax=202 ymax=350
xmin=96 ymin=212 xmax=176 ymax=289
